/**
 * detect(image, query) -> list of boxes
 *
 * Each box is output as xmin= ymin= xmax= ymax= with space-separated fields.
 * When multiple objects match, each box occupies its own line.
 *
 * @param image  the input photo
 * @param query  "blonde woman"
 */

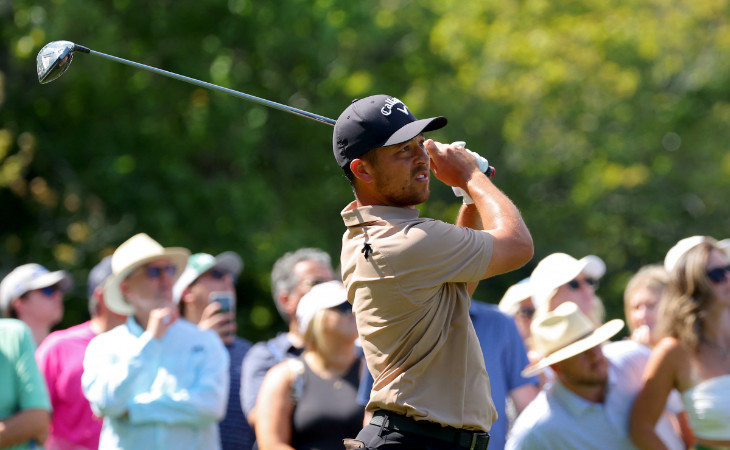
xmin=255 ymin=281 xmax=362 ymax=450
xmin=630 ymin=238 xmax=730 ymax=449
xmin=623 ymin=265 xmax=669 ymax=348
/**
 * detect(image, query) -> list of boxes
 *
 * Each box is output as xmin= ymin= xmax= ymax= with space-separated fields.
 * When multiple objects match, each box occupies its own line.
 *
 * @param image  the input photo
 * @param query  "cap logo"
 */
xmin=381 ymin=97 xmax=408 ymax=116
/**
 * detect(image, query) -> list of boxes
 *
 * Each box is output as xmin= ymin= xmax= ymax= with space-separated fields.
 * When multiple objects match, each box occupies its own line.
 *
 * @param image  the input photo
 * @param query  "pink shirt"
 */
xmin=36 ymin=321 xmax=102 ymax=450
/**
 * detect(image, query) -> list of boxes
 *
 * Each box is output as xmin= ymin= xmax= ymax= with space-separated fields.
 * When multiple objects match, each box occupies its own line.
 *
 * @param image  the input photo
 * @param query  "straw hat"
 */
xmin=521 ymin=302 xmax=624 ymax=377
xmin=530 ymin=253 xmax=606 ymax=310
xmin=498 ymin=278 xmax=532 ymax=317
xmin=104 ymin=233 xmax=190 ymax=315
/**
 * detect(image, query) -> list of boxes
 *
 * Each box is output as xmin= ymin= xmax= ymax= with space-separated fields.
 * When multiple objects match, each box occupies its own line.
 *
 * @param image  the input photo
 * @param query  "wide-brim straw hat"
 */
xmin=104 ymin=233 xmax=190 ymax=315
xmin=530 ymin=253 xmax=606 ymax=310
xmin=521 ymin=301 xmax=624 ymax=377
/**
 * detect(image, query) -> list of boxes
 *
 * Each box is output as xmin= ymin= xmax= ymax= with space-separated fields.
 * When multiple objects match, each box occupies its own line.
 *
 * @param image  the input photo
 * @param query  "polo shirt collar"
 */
xmin=551 ymin=376 xmax=606 ymax=417
xmin=341 ymin=202 xmax=420 ymax=227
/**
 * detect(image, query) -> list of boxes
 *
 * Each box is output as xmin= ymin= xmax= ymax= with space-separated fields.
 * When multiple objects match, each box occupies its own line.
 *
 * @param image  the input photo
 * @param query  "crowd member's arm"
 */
xmin=509 ymin=384 xmax=539 ymax=415
xmin=126 ymin=331 xmax=229 ymax=426
xmin=629 ymin=338 xmax=684 ymax=450
xmin=0 ymin=409 xmax=49 ymax=448
xmin=241 ymin=342 xmax=279 ymax=427
xmin=254 ymin=361 xmax=297 ymax=450
xmin=427 ymin=140 xmax=533 ymax=281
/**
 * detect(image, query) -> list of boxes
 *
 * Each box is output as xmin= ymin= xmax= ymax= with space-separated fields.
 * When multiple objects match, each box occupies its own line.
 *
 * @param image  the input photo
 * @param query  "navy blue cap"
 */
xmin=87 ymin=256 xmax=113 ymax=298
xmin=332 ymin=95 xmax=447 ymax=169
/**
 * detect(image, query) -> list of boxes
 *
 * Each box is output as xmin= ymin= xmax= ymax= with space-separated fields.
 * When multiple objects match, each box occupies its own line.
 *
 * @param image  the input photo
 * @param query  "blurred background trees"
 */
xmin=1 ymin=0 xmax=729 ymax=340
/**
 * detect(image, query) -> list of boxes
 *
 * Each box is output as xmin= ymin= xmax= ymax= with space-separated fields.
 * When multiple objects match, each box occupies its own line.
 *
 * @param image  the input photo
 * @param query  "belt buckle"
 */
xmin=469 ymin=433 xmax=478 ymax=450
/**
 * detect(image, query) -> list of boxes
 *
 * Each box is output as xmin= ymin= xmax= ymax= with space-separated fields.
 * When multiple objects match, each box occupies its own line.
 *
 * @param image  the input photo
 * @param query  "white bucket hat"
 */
xmin=664 ymin=236 xmax=708 ymax=272
xmin=530 ymin=253 xmax=606 ymax=311
xmin=498 ymin=278 xmax=532 ymax=317
xmin=0 ymin=263 xmax=73 ymax=317
xmin=296 ymin=280 xmax=349 ymax=335
xmin=172 ymin=252 xmax=243 ymax=303
xmin=104 ymin=233 xmax=190 ymax=315
xmin=521 ymin=301 xmax=624 ymax=377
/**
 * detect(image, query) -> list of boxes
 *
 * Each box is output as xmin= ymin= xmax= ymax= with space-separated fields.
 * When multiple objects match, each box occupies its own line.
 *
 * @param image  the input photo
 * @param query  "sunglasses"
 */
xmin=707 ymin=265 xmax=730 ymax=284
xmin=331 ymin=302 xmax=353 ymax=314
xmin=144 ymin=265 xmax=177 ymax=279
xmin=517 ymin=307 xmax=535 ymax=319
xmin=567 ymin=277 xmax=598 ymax=290
xmin=209 ymin=269 xmax=228 ymax=280
xmin=40 ymin=285 xmax=60 ymax=296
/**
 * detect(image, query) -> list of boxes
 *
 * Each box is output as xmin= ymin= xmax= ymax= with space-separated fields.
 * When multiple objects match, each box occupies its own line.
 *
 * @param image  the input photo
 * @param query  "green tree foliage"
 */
xmin=1 ymin=0 xmax=729 ymax=339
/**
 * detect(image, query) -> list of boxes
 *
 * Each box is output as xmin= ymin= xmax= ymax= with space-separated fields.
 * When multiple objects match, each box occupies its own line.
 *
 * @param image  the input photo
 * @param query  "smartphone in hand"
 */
xmin=209 ymin=291 xmax=234 ymax=314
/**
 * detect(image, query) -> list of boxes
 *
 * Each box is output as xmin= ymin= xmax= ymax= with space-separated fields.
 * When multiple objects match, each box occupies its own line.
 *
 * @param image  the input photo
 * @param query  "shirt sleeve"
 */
xmin=82 ymin=331 xmax=163 ymax=418
xmin=127 ymin=332 xmax=230 ymax=426
xmin=501 ymin=315 xmax=539 ymax=391
xmin=240 ymin=341 xmax=276 ymax=416
xmin=16 ymin=323 xmax=51 ymax=411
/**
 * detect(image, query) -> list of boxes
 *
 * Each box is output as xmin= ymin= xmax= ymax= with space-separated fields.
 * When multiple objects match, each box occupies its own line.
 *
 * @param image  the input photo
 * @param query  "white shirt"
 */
xmin=82 ymin=317 xmax=229 ymax=450
xmin=506 ymin=340 xmax=683 ymax=450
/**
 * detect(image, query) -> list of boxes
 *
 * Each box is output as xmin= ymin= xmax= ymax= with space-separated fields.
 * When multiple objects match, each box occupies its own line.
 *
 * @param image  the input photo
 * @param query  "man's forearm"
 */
xmin=0 ymin=409 xmax=49 ymax=448
xmin=465 ymin=173 xmax=533 ymax=277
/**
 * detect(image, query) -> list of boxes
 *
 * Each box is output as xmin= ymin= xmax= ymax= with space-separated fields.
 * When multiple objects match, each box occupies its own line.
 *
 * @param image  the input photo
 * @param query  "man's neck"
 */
xmin=559 ymin=377 xmax=607 ymax=404
xmin=25 ymin=321 xmax=49 ymax=346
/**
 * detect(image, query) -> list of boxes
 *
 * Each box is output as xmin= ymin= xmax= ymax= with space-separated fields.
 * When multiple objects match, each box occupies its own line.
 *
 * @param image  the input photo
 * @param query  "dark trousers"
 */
xmin=350 ymin=423 xmax=466 ymax=449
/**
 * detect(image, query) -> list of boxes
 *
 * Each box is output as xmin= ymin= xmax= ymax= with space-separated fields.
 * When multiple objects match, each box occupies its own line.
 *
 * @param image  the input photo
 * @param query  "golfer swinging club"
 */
xmin=333 ymin=95 xmax=533 ymax=449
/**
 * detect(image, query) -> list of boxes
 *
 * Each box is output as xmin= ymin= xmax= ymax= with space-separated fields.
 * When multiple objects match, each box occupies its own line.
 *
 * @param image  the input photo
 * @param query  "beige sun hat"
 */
xmin=104 ymin=233 xmax=190 ymax=315
xmin=498 ymin=278 xmax=532 ymax=317
xmin=521 ymin=301 xmax=624 ymax=377
xmin=530 ymin=253 xmax=606 ymax=311
xmin=664 ymin=236 xmax=708 ymax=272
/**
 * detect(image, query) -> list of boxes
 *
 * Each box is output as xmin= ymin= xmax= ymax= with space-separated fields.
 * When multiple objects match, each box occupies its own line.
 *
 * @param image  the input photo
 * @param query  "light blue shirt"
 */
xmin=506 ymin=340 xmax=682 ymax=450
xmin=82 ymin=317 xmax=229 ymax=450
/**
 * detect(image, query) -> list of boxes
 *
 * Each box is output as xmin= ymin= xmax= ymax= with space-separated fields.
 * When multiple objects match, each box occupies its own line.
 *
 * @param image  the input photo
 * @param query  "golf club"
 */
xmin=36 ymin=40 xmax=494 ymax=177
xmin=36 ymin=40 xmax=337 ymax=125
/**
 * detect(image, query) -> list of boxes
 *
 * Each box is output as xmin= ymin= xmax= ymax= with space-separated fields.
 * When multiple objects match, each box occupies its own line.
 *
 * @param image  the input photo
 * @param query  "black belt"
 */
xmin=370 ymin=410 xmax=490 ymax=450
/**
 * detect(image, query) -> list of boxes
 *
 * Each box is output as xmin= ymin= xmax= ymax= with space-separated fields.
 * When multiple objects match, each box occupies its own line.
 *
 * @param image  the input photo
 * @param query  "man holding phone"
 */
xmin=173 ymin=251 xmax=254 ymax=450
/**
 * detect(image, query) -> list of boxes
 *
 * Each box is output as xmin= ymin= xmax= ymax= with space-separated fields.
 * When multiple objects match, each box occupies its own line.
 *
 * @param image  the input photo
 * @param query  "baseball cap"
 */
xmin=0 ymin=263 xmax=73 ymax=317
xmin=173 ymin=252 xmax=243 ymax=303
xmin=332 ymin=94 xmax=447 ymax=169
xmin=296 ymin=280 xmax=349 ymax=335
xmin=498 ymin=278 xmax=532 ymax=317
xmin=664 ymin=236 xmax=708 ymax=272
xmin=530 ymin=253 xmax=606 ymax=310
xmin=719 ymin=239 xmax=730 ymax=258
xmin=87 ymin=256 xmax=113 ymax=298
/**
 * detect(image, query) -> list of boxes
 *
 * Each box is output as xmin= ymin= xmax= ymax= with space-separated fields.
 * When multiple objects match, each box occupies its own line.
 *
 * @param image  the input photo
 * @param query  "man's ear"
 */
xmin=350 ymin=158 xmax=374 ymax=183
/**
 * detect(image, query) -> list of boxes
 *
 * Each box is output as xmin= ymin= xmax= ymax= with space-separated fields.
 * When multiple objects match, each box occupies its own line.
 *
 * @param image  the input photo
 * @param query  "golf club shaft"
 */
xmin=73 ymin=45 xmax=336 ymax=126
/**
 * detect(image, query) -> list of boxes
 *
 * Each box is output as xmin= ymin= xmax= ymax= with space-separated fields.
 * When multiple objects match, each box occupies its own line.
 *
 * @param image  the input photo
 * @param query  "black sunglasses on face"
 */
xmin=707 ymin=265 xmax=730 ymax=283
xmin=144 ymin=265 xmax=176 ymax=279
xmin=40 ymin=285 xmax=60 ymax=296
xmin=518 ymin=307 xmax=535 ymax=319
xmin=567 ymin=277 xmax=598 ymax=290
xmin=332 ymin=302 xmax=352 ymax=314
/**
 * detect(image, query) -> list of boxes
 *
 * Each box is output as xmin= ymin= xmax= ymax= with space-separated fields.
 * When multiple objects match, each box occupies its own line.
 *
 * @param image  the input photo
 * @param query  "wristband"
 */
xmin=450 ymin=141 xmax=488 ymax=205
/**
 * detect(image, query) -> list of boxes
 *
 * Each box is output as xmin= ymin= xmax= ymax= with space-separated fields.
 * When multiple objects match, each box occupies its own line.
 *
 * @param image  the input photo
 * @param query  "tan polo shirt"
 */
xmin=340 ymin=202 xmax=497 ymax=432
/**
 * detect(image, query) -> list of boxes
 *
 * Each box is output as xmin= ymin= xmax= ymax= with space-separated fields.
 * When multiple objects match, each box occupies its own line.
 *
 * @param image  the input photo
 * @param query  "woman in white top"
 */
xmin=630 ymin=238 xmax=730 ymax=449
